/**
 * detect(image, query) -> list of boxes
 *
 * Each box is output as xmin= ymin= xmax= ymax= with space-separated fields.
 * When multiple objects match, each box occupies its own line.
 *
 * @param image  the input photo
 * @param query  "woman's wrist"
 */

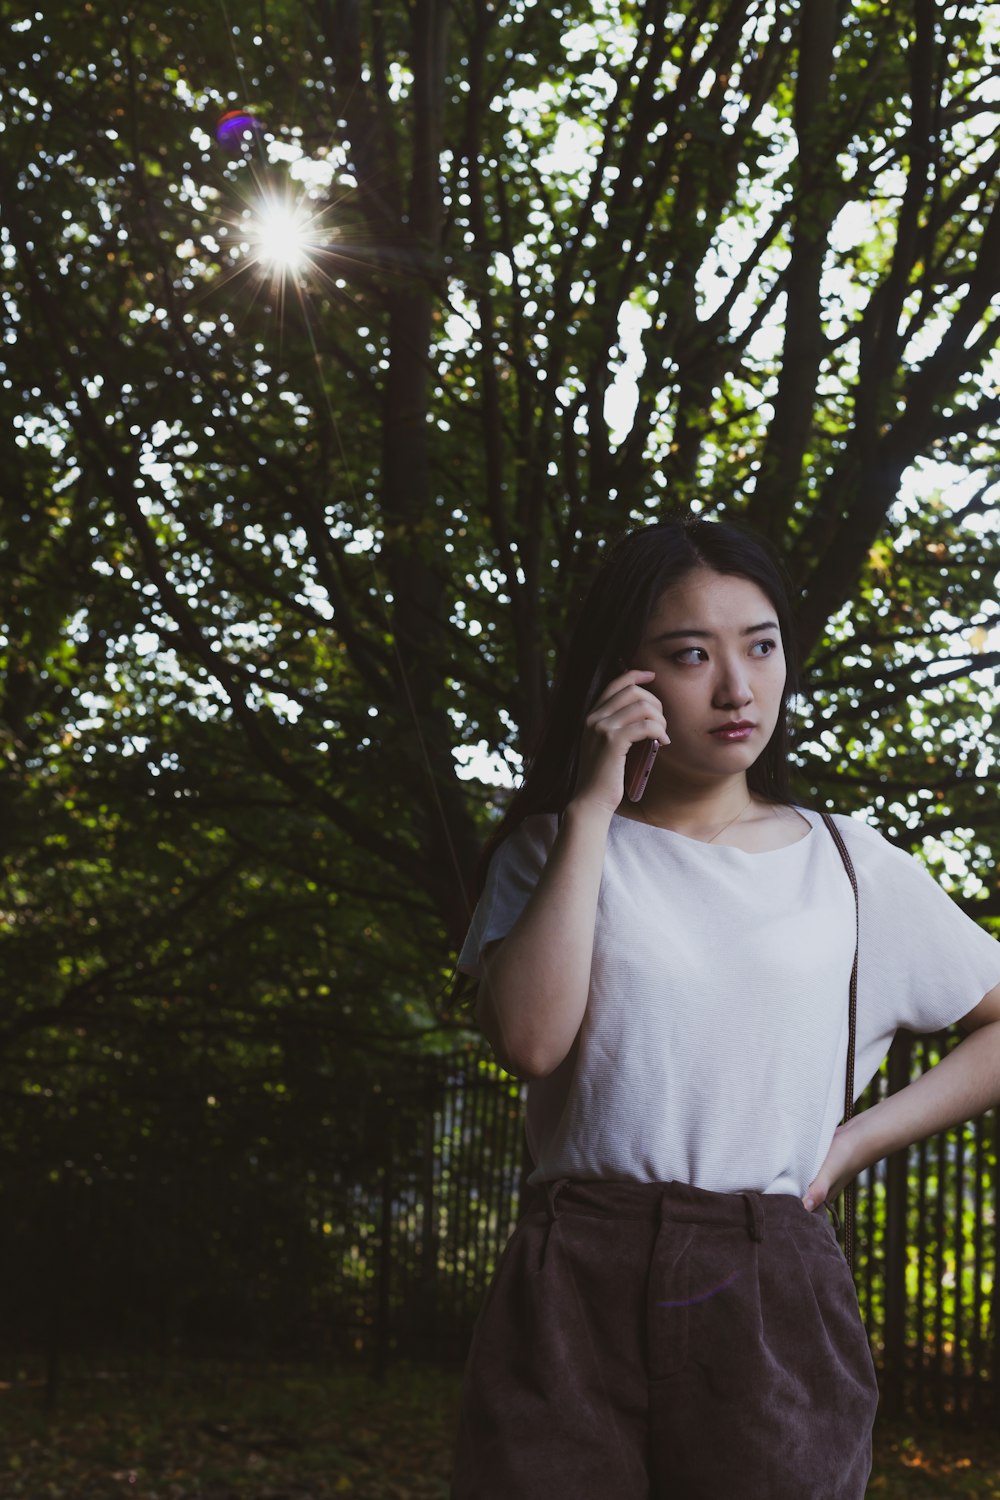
xmin=835 ymin=1107 xmax=890 ymax=1185
xmin=562 ymin=793 xmax=618 ymax=831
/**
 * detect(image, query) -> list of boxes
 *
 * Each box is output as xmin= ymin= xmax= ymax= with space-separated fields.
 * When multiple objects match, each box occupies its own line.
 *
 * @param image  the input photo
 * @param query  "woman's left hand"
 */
xmin=802 ymin=1122 xmax=860 ymax=1212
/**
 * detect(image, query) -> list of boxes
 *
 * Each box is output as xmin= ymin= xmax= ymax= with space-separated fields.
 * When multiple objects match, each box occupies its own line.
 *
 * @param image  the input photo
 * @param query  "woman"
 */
xmin=449 ymin=513 xmax=1000 ymax=1500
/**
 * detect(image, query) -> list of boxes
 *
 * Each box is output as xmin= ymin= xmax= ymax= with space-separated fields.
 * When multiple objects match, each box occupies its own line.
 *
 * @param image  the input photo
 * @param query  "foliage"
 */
xmin=1 ymin=1358 xmax=1000 ymax=1497
xmin=1 ymin=0 xmax=999 ymax=1361
xmin=0 ymin=1358 xmax=458 ymax=1498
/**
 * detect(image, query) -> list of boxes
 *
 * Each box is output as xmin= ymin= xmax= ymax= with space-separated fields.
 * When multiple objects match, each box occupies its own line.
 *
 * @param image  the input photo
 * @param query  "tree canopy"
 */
xmin=2 ymin=0 xmax=998 ymax=1188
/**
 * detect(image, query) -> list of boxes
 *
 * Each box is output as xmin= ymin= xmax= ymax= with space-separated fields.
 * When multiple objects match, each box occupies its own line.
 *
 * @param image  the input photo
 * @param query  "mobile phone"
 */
xmin=624 ymin=739 xmax=659 ymax=802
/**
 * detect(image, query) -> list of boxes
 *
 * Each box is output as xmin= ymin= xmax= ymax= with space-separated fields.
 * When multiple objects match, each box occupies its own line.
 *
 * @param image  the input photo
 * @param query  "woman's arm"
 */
xmin=476 ymin=799 xmax=613 ymax=1079
xmin=477 ymin=668 xmax=668 ymax=1081
xmin=804 ymin=980 xmax=1000 ymax=1211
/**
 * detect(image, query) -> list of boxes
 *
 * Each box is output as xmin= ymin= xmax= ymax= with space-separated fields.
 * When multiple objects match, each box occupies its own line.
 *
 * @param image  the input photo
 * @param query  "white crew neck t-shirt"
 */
xmin=457 ymin=805 xmax=1000 ymax=1196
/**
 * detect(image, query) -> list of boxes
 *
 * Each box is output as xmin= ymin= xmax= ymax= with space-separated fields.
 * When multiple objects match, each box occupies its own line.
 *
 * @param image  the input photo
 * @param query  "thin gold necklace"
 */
xmin=636 ymin=795 xmax=755 ymax=844
xmin=705 ymin=796 xmax=755 ymax=844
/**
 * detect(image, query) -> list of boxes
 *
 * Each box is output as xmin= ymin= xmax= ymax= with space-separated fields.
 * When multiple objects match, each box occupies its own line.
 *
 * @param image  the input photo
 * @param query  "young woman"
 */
xmin=449 ymin=513 xmax=1000 ymax=1500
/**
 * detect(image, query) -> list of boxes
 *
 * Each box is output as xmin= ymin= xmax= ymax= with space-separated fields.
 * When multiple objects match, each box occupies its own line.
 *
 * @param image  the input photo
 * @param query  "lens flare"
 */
xmin=230 ymin=185 xmax=336 ymax=309
xmin=657 ymin=1268 xmax=742 ymax=1308
xmin=217 ymin=108 xmax=265 ymax=151
xmin=249 ymin=198 xmax=316 ymax=274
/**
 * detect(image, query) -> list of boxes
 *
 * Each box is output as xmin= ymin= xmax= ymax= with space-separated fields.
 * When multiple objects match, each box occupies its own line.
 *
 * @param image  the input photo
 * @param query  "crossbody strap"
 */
xmin=819 ymin=811 xmax=859 ymax=1274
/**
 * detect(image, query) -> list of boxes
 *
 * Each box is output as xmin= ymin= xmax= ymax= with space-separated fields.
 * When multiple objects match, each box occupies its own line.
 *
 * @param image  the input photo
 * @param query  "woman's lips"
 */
xmin=710 ymin=725 xmax=754 ymax=741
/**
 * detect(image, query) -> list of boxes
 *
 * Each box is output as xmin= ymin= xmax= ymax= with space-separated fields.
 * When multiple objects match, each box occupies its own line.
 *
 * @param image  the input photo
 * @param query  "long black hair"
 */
xmin=469 ymin=510 xmax=806 ymax=906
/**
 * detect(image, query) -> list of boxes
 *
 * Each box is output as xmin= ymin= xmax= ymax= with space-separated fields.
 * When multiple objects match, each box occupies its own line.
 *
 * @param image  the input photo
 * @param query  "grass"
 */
xmin=0 ymin=1357 xmax=998 ymax=1497
xmin=869 ymin=1419 xmax=1000 ymax=1498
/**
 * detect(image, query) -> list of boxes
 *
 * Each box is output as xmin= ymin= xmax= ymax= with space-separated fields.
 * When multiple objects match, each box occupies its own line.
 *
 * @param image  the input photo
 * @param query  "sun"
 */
xmin=244 ymin=191 xmax=323 ymax=277
xmin=216 ymin=165 xmax=374 ymax=326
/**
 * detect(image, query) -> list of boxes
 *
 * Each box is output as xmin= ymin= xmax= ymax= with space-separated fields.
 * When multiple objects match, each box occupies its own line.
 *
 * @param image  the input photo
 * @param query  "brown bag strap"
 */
xmin=819 ymin=811 xmax=859 ymax=1274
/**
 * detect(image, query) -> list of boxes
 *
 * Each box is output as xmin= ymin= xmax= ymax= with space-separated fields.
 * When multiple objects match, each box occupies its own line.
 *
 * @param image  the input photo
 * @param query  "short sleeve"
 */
xmin=845 ymin=814 xmax=1000 ymax=1057
xmin=457 ymin=814 xmax=558 ymax=978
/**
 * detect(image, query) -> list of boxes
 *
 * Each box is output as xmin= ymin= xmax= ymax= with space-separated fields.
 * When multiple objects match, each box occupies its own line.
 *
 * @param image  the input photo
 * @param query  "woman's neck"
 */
xmin=619 ymin=782 xmax=763 ymax=840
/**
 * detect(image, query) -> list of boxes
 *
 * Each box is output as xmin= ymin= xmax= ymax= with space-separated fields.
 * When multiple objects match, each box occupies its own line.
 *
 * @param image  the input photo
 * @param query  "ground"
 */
xmin=1 ymin=1358 xmax=998 ymax=1498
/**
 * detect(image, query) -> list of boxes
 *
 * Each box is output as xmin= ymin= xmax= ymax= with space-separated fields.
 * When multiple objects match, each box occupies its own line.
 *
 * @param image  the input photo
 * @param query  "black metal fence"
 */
xmin=2 ymin=1032 xmax=996 ymax=1422
xmin=341 ymin=1033 xmax=998 ymax=1422
xmin=853 ymin=1030 xmax=999 ymax=1423
xmin=320 ymin=1052 xmax=527 ymax=1372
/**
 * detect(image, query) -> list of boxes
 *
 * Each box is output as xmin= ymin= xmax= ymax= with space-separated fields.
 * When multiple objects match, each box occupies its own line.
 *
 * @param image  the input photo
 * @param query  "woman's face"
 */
xmin=632 ymin=567 xmax=787 ymax=782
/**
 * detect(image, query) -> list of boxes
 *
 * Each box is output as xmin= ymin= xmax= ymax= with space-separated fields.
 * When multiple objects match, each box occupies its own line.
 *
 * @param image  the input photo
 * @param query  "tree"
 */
xmin=1 ymin=0 xmax=998 ymax=1236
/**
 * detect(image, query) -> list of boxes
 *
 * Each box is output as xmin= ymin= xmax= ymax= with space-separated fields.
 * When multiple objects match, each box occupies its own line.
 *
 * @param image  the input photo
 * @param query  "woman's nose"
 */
xmin=714 ymin=665 xmax=752 ymax=707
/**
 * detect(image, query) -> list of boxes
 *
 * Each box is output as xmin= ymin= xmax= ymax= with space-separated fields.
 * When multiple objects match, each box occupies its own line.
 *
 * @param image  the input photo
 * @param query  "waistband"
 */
xmin=519 ymin=1176 xmax=840 ymax=1242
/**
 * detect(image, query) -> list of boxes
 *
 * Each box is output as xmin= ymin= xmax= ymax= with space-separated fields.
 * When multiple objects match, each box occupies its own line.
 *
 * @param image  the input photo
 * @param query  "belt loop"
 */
xmin=824 ymin=1198 xmax=841 ymax=1234
xmin=742 ymin=1190 xmax=765 ymax=1243
xmin=539 ymin=1177 xmax=569 ymax=1271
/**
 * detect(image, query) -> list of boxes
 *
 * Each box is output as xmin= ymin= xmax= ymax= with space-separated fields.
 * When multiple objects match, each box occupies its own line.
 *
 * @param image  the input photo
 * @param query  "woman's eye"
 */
xmin=672 ymin=639 xmax=777 ymax=663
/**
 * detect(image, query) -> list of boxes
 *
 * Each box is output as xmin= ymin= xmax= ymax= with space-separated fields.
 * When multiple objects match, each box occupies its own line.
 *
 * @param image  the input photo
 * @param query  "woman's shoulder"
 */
xmin=824 ymin=808 xmax=893 ymax=840
xmin=806 ymin=807 xmax=914 ymax=868
xmin=501 ymin=810 xmax=558 ymax=842
xmin=490 ymin=811 xmax=559 ymax=867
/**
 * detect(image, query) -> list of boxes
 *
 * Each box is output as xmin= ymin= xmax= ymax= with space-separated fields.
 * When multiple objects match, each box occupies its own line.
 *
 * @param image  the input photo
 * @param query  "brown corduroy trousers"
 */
xmin=450 ymin=1177 xmax=879 ymax=1500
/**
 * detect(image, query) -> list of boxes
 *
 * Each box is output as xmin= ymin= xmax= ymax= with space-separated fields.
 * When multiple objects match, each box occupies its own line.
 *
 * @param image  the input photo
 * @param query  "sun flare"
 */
xmin=245 ymin=194 xmax=322 ymax=275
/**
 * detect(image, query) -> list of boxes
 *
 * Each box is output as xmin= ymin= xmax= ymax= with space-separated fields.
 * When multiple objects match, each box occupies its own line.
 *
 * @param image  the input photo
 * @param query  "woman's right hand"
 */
xmin=570 ymin=669 xmax=670 ymax=816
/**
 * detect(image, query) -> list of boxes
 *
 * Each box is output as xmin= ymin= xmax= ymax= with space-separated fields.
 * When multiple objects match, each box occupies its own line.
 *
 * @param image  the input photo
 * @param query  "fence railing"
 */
xmin=851 ymin=1030 xmax=999 ymax=1423
xmin=345 ymin=1034 xmax=998 ymax=1422
xmin=2 ymin=1033 xmax=996 ymax=1421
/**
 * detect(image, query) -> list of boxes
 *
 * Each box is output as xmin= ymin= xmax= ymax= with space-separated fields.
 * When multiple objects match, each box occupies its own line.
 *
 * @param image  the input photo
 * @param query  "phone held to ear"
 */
xmin=624 ymin=739 xmax=659 ymax=802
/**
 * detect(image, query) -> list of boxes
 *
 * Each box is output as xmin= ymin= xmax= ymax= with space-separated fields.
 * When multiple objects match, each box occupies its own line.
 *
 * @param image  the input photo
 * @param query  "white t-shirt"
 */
xmin=458 ymin=805 xmax=1000 ymax=1196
